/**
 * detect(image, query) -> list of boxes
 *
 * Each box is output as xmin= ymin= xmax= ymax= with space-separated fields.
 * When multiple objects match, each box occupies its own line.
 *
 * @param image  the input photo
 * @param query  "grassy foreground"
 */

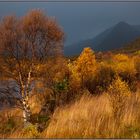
xmin=0 ymin=89 xmax=140 ymax=138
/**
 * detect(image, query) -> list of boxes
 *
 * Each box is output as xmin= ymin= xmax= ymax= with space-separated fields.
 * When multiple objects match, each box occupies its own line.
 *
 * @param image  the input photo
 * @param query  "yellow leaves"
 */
xmin=107 ymin=77 xmax=131 ymax=119
xmin=67 ymin=47 xmax=97 ymax=91
xmin=112 ymin=53 xmax=136 ymax=75
xmin=133 ymin=56 xmax=140 ymax=71
xmin=133 ymin=56 xmax=140 ymax=80
xmin=113 ymin=53 xmax=129 ymax=62
xmin=75 ymin=47 xmax=96 ymax=81
xmin=116 ymin=61 xmax=135 ymax=74
xmin=68 ymin=61 xmax=81 ymax=88
xmin=22 ymin=124 xmax=40 ymax=138
xmin=68 ymin=47 xmax=97 ymax=87
xmin=108 ymin=76 xmax=131 ymax=97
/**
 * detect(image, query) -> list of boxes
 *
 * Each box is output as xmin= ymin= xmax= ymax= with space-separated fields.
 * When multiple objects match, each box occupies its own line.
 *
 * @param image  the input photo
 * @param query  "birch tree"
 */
xmin=0 ymin=9 xmax=64 ymax=125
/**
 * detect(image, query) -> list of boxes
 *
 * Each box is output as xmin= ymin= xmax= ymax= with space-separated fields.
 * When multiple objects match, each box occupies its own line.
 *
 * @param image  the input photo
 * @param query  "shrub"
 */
xmin=37 ymin=57 xmax=70 ymax=117
xmin=112 ymin=54 xmax=137 ymax=91
xmin=107 ymin=77 xmax=131 ymax=120
xmin=0 ymin=117 xmax=16 ymax=134
xmin=0 ymin=110 xmax=22 ymax=135
xmin=89 ymin=62 xmax=116 ymax=94
xmin=68 ymin=61 xmax=81 ymax=89
xmin=53 ymin=78 xmax=70 ymax=106
xmin=23 ymin=124 xmax=40 ymax=138
xmin=133 ymin=56 xmax=140 ymax=81
xmin=54 ymin=78 xmax=69 ymax=93
xmin=121 ymin=125 xmax=140 ymax=138
xmin=29 ymin=113 xmax=50 ymax=133
xmin=113 ymin=53 xmax=129 ymax=62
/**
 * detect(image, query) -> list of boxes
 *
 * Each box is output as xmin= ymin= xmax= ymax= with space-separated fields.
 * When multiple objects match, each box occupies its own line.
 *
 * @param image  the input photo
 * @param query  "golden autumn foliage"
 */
xmin=133 ymin=56 xmax=140 ymax=80
xmin=68 ymin=47 xmax=97 ymax=88
xmin=68 ymin=61 xmax=81 ymax=88
xmin=113 ymin=54 xmax=136 ymax=75
xmin=113 ymin=53 xmax=129 ymax=62
xmin=107 ymin=77 xmax=131 ymax=119
xmin=76 ymin=47 xmax=96 ymax=80
xmin=112 ymin=53 xmax=137 ymax=91
xmin=91 ymin=62 xmax=116 ymax=93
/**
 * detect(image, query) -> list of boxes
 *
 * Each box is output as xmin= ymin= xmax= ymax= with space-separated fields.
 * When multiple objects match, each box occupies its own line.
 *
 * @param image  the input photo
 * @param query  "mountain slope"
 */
xmin=65 ymin=22 xmax=140 ymax=56
xmin=114 ymin=37 xmax=140 ymax=54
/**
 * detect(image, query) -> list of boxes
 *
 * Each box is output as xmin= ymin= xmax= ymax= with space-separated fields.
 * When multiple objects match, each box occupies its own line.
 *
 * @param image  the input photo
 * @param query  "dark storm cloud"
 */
xmin=0 ymin=2 xmax=140 ymax=45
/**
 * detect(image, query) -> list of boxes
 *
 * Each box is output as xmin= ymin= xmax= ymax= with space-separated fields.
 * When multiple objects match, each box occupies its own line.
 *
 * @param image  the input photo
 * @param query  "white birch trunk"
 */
xmin=22 ymin=97 xmax=31 ymax=125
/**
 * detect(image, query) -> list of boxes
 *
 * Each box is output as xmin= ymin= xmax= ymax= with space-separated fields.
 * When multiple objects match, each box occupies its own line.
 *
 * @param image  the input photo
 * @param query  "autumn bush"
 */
xmin=69 ymin=47 xmax=96 ymax=85
xmin=22 ymin=124 xmax=40 ymax=138
xmin=90 ymin=62 xmax=116 ymax=93
xmin=133 ymin=56 xmax=140 ymax=81
xmin=112 ymin=54 xmax=137 ymax=91
xmin=107 ymin=77 xmax=131 ymax=121
xmin=33 ymin=57 xmax=70 ymax=112
xmin=0 ymin=109 xmax=23 ymax=138
xmin=68 ymin=47 xmax=97 ymax=94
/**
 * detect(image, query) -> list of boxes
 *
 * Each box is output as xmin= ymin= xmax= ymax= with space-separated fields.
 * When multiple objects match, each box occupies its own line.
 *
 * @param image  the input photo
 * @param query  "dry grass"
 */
xmin=0 ymin=108 xmax=23 ymax=138
xmin=42 ymin=90 xmax=140 ymax=138
xmin=1 ymin=90 xmax=140 ymax=138
xmin=0 ymin=108 xmax=40 ymax=138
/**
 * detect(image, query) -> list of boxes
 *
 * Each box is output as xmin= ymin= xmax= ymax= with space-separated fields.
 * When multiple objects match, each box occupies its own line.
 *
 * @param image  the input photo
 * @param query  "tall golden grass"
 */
xmin=1 ymin=89 xmax=140 ymax=138
xmin=42 ymin=90 xmax=140 ymax=138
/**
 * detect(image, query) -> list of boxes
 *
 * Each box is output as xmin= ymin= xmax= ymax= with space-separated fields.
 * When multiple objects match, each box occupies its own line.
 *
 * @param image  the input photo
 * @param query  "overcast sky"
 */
xmin=0 ymin=1 xmax=140 ymax=45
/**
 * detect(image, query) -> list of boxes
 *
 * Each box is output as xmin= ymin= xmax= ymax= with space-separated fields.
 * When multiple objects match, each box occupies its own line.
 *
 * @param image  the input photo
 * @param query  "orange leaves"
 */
xmin=0 ymin=9 xmax=64 ymax=81
xmin=22 ymin=9 xmax=47 ymax=35
xmin=0 ymin=9 xmax=64 ymax=61
xmin=22 ymin=9 xmax=64 ymax=44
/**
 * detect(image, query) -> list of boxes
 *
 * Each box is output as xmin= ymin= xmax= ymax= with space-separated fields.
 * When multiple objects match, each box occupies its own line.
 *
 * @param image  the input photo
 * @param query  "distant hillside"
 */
xmin=65 ymin=22 xmax=140 ymax=56
xmin=114 ymin=37 xmax=140 ymax=54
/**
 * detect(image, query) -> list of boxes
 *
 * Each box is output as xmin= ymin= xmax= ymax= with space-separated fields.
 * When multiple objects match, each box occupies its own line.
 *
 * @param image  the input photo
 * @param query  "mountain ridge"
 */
xmin=65 ymin=21 xmax=140 ymax=56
